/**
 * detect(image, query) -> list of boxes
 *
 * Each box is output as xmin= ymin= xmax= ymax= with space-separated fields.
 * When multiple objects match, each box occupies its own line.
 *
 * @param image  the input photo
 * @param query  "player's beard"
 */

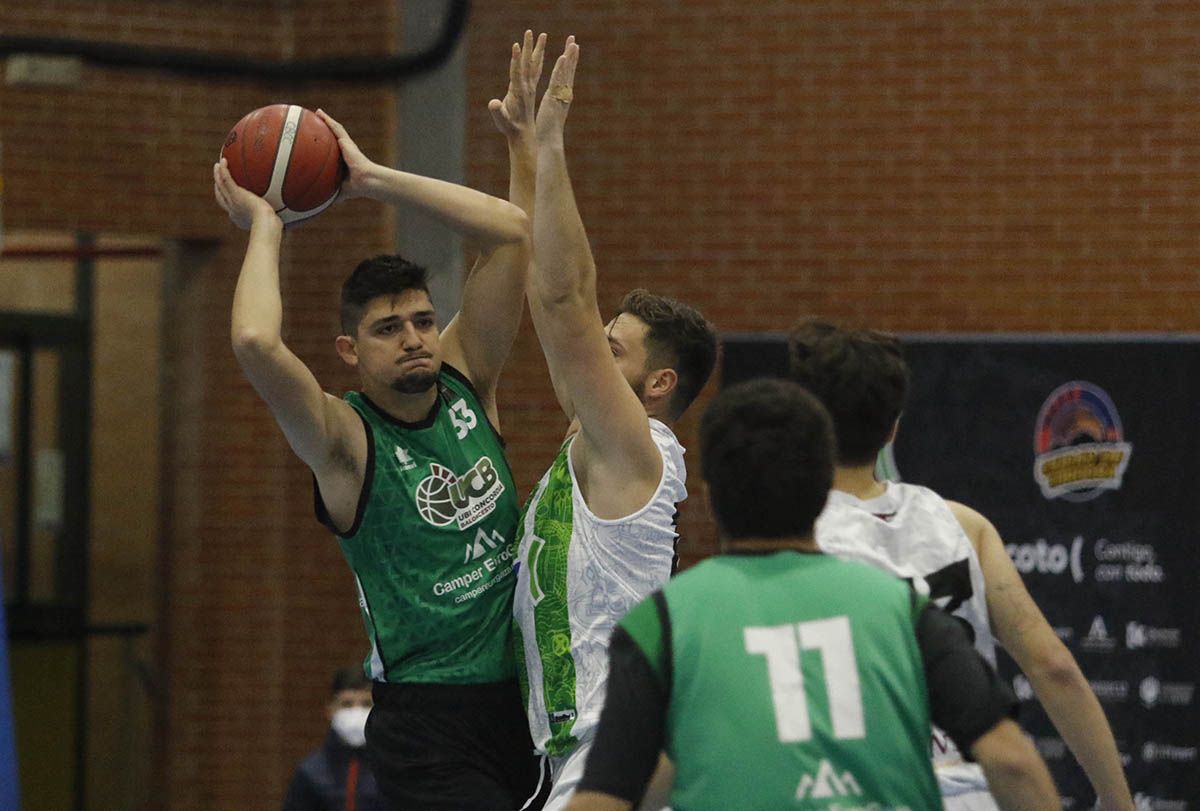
xmin=391 ymin=367 xmax=438 ymax=394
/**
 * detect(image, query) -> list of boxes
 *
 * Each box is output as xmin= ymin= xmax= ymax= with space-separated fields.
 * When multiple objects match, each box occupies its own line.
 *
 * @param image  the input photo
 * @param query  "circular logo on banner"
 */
xmin=1033 ymin=381 xmax=1133 ymax=502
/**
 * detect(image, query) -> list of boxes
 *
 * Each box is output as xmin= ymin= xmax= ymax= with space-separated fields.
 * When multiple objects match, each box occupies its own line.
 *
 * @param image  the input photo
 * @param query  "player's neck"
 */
xmin=723 ymin=536 xmax=821 ymax=554
xmin=365 ymin=383 xmax=439 ymax=424
xmin=833 ymin=465 xmax=887 ymax=500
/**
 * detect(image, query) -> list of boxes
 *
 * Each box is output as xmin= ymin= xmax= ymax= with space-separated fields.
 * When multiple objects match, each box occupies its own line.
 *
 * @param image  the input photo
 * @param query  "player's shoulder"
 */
xmin=943 ymin=499 xmax=993 ymax=539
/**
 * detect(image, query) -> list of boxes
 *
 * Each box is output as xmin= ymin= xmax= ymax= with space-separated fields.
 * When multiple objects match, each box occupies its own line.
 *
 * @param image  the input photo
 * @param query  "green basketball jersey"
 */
xmin=620 ymin=551 xmax=941 ymax=811
xmin=326 ymin=366 xmax=521 ymax=684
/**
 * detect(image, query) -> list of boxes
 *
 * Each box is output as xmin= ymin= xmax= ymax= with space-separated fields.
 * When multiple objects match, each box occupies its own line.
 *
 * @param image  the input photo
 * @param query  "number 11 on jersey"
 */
xmin=744 ymin=616 xmax=866 ymax=743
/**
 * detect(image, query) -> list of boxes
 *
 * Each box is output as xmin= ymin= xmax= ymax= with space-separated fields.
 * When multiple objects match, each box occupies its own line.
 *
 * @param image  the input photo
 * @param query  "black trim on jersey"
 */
xmin=314 ymin=411 xmax=376 ymax=540
xmin=669 ymin=509 xmax=681 ymax=575
xmin=651 ymin=590 xmax=674 ymax=703
xmin=923 ymin=558 xmax=974 ymax=616
xmin=440 ymin=362 xmax=507 ymax=448
xmin=358 ymin=388 xmax=443 ymax=430
xmin=724 ymin=546 xmax=824 ymax=557
xmin=917 ymin=604 xmax=1018 ymax=758
xmin=576 ymin=626 xmax=667 ymax=804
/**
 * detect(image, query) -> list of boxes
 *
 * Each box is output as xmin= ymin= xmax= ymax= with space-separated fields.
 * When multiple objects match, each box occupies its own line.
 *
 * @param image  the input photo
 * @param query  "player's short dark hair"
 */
xmin=787 ymin=318 xmax=909 ymax=466
xmin=617 ymin=289 xmax=719 ymax=420
xmin=330 ymin=666 xmax=371 ymax=696
xmin=340 ymin=255 xmax=430 ymax=335
xmin=700 ymin=379 xmax=835 ymax=540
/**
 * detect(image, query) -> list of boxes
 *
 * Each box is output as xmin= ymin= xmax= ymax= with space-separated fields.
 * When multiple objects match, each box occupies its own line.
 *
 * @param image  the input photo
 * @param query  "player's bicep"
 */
xmin=918 ymin=604 xmax=1018 ymax=756
xmin=542 ymin=308 xmax=660 ymax=478
xmin=235 ymin=341 xmax=358 ymax=470
xmin=442 ymin=243 xmax=528 ymax=399
xmin=971 ymin=513 xmax=1058 ymax=661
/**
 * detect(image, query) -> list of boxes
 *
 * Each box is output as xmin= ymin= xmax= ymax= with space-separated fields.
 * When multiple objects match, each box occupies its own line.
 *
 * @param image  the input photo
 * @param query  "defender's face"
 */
xmin=605 ymin=313 xmax=653 ymax=396
xmin=326 ymin=687 xmax=372 ymax=721
xmin=352 ymin=290 xmax=442 ymax=394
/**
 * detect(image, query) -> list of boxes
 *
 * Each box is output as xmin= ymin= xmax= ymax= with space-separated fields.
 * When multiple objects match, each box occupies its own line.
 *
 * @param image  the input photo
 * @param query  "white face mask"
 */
xmin=331 ymin=706 xmax=370 ymax=748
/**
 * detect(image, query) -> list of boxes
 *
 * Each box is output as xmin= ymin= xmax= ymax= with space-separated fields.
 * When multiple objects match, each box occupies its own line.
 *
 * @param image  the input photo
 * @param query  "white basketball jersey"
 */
xmin=815 ymin=481 xmax=997 ymax=799
xmin=514 ymin=419 xmax=686 ymax=757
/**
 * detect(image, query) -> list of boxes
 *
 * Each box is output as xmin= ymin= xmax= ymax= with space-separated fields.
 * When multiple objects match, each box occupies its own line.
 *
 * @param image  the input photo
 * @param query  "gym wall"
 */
xmin=2 ymin=1 xmax=1199 ymax=808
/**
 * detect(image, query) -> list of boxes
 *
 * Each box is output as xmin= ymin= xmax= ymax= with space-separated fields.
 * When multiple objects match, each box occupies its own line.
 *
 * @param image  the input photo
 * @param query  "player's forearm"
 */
xmin=565 ymin=791 xmax=632 ymax=811
xmin=532 ymin=141 xmax=596 ymax=308
xmin=508 ymin=135 xmax=537 ymax=217
xmin=1028 ymin=657 xmax=1134 ymax=810
xmin=973 ymin=721 xmax=1060 ymax=810
xmin=358 ymin=162 xmax=528 ymax=248
xmin=230 ymin=213 xmax=286 ymax=353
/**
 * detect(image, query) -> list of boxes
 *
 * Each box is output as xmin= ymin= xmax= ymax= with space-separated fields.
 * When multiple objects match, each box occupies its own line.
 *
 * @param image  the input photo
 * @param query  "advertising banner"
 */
xmin=724 ymin=334 xmax=1199 ymax=808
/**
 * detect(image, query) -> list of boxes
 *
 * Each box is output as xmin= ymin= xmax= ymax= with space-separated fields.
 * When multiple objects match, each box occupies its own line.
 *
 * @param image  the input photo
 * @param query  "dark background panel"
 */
xmin=722 ymin=334 xmax=1200 ymax=807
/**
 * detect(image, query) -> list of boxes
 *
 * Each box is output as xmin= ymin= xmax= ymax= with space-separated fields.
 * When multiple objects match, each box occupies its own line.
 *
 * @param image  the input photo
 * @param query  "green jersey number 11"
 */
xmin=743 ymin=615 xmax=866 ymax=743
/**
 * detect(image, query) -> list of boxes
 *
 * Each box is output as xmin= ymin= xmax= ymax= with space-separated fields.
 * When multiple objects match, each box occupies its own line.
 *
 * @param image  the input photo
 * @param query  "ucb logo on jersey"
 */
xmin=795 ymin=759 xmax=862 ymax=800
xmin=414 ymin=457 xmax=506 ymax=529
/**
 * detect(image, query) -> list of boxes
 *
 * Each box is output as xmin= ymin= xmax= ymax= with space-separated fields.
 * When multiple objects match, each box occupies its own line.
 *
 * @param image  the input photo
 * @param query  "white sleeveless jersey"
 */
xmin=514 ymin=419 xmax=686 ymax=757
xmin=815 ymin=481 xmax=997 ymax=800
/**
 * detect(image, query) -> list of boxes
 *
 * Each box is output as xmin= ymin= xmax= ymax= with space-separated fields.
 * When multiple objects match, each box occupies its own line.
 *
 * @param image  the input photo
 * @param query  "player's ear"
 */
xmin=646 ymin=367 xmax=678 ymax=406
xmin=335 ymin=334 xmax=359 ymax=367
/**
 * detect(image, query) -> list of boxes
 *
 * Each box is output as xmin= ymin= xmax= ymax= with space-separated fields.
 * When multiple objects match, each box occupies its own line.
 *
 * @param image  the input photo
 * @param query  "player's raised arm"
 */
xmin=216 ymin=160 xmax=365 ymax=488
xmin=531 ymin=37 xmax=661 ymax=487
xmin=317 ymin=110 xmax=530 ymax=416
xmin=951 ymin=502 xmax=1135 ymax=811
xmin=488 ymin=30 xmax=576 ymax=421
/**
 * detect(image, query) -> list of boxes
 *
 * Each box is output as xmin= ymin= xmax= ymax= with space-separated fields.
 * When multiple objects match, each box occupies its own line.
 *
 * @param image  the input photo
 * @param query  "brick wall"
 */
xmin=465 ymin=1 xmax=1200 ymax=570
xmin=3 ymin=1 xmax=1200 ymax=808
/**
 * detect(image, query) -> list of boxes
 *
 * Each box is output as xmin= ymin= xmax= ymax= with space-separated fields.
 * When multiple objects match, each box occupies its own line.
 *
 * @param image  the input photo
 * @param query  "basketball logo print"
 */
xmin=416 ymin=463 xmax=459 ymax=526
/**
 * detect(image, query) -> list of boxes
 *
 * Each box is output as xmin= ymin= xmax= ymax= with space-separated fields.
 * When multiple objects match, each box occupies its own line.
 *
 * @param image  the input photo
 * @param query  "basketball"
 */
xmin=416 ymin=465 xmax=460 ymax=527
xmin=220 ymin=104 xmax=346 ymax=224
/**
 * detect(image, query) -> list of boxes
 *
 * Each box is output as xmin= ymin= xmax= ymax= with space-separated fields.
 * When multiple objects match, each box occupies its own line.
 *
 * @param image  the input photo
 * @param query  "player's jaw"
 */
xmin=390 ymin=352 xmax=440 ymax=394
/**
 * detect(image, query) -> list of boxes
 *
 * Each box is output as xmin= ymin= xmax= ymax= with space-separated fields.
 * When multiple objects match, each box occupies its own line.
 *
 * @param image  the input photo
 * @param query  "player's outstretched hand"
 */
xmin=315 ymin=109 xmax=377 ymax=200
xmin=213 ymin=159 xmax=280 ymax=230
xmin=536 ymin=36 xmax=579 ymax=144
xmin=488 ymin=30 xmax=547 ymax=142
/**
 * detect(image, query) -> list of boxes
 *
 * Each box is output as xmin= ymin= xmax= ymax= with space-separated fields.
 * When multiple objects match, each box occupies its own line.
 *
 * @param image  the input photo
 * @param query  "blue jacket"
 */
xmin=283 ymin=730 xmax=387 ymax=811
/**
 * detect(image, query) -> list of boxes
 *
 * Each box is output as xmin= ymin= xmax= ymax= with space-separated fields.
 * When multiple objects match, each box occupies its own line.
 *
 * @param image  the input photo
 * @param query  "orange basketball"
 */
xmin=220 ymin=104 xmax=346 ymax=224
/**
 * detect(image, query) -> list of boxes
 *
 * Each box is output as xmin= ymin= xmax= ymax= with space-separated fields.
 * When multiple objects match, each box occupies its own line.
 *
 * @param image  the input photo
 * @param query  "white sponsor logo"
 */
xmin=1013 ymin=674 xmax=1035 ymax=702
xmin=1082 ymin=615 xmax=1116 ymax=652
xmin=464 ymin=528 xmax=504 ymax=564
xmin=1088 ymin=679 xmax=1129 ymax=702
xmin=394 ymin=445 xmax=417 ymax=471
xmin=1139 ymin=677 xmax=1195 ymax=708
xmin=414 ymin=457 xmax=505 ymax=529
xmin=1005 ymin=537 xmax=1085 ymax=582
xmin=795 ymin=760 xmax=862 ymax=800
xmin=1053 ymin=626 xmax=1075 ymax=641
xmin=1142 ymin=741 xmax=1198 ymax=763
xmin=1135 ymin=793 xmax=1189 ymax=811
xmin=1126 ymin=621 xmax=1182 ymax=650
xmin=1094 ymin=539 xmax=1165 ymax=583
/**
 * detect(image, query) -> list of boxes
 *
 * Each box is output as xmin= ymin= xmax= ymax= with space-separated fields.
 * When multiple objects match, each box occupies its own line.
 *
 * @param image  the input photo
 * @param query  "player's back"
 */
xmin=657 ymin=551 xmax=940 ymax=811
xmin=816 ymin=482 xmax=994 ymax=662
xmin=815 ymin=481 xmax=997 ymax=798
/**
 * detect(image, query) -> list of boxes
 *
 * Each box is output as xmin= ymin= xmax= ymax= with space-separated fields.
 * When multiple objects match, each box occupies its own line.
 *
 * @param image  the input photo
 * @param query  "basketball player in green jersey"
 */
xmin=566 ymin=379 xmax=1060 ymax=811
xmin=212 ymin=44 xmax=550 ymax=811
xmin=489 ymin=36 xmax=717 ymax=809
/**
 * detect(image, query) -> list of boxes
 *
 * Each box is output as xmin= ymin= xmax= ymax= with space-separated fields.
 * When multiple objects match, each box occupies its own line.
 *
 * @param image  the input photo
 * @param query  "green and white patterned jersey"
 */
xmin=319 ymin=365 xmax=521 ymax=685
xmin=620 ymin=552 xmax=942 ymax=811
xmin=513 ymin=419 xmax=686 ymax=756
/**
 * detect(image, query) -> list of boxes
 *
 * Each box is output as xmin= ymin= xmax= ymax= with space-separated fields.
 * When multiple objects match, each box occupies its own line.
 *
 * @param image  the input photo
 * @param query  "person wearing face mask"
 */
xmin=283 ymin=667 xmax=386 ymax=811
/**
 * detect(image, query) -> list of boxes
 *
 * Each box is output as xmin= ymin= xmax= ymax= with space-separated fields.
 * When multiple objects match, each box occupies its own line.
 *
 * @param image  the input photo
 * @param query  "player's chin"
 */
xmin=390 ymin=368 xmax=439 ymax=395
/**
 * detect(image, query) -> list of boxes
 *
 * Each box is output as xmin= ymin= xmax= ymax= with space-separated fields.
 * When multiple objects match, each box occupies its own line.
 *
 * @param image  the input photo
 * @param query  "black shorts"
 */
xmin=365 ymin=679 xmax=550 ymax=811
